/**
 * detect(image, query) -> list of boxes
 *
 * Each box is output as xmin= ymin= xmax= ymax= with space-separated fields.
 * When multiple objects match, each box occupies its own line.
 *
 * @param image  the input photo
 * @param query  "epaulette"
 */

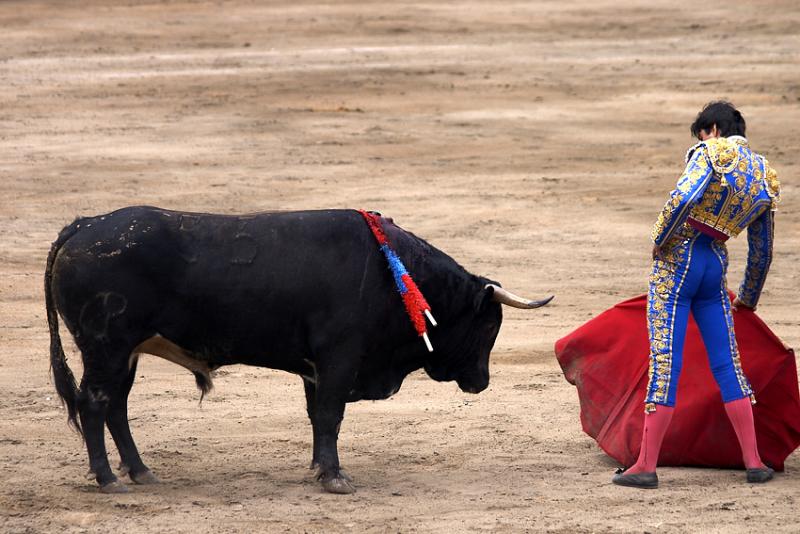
xmin=704 ymin=137 xmax=740 ymax=175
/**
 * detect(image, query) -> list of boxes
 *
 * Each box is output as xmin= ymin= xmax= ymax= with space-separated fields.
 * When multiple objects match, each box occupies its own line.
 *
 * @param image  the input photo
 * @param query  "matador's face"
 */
xmin=698 ymin=124 xmax=720 ymax=141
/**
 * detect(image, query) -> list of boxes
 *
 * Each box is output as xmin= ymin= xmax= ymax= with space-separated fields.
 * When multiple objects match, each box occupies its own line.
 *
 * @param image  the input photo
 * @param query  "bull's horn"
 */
xmin=486 ymin=284 xmax=553 ymax=309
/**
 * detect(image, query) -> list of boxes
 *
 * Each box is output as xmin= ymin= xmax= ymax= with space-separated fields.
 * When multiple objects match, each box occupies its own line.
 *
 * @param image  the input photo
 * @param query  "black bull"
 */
xmin=46 ymin=206 xmax=551 ymax=494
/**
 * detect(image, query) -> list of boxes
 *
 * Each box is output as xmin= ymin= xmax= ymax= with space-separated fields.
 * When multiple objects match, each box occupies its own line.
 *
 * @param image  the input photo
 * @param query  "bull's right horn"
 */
xmin=486 ymin=284 xmax=554 ymax=309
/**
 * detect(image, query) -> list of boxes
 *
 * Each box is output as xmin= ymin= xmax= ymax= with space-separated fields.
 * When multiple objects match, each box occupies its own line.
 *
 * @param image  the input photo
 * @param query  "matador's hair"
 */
xmin=691 ymin=101 xmax=746 ymax=139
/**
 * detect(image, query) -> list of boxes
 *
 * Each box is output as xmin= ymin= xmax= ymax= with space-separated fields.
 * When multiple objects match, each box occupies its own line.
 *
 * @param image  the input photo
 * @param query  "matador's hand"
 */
xmin=732 ymin=297 xmax=756 ymax=312
xmin=652 ymin=245 xmax=664 ymax=261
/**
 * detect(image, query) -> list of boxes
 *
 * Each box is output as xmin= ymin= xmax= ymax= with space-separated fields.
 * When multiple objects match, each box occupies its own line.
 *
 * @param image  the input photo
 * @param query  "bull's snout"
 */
xmin=456 ymin=369 xmax=489 ymax=394
xmin=459 ymin=383 xmax=487 ymax=394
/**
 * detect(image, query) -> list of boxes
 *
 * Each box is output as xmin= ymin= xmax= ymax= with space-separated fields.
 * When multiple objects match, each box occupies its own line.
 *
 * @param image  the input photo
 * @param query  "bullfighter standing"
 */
xmin=613 ymin=101 xmax=781 ymax=488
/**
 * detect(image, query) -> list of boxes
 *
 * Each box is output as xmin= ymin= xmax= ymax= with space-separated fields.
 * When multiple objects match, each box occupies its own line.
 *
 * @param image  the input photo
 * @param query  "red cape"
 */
xmin=554 ymin=294 xmax=800 ymax=470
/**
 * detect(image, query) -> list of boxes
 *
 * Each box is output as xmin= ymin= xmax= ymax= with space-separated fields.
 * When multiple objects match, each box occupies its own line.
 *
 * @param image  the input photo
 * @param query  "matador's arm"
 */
xmin=737 ymin=207 xmax=775 ymax=309
xmin=651 ymin=145 xmax=714 ymax=247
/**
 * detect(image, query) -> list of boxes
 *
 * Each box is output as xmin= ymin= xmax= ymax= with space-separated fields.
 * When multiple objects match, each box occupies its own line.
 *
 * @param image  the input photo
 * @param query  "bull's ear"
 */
xmin=474 ymin=284 xmax=495 ymax=312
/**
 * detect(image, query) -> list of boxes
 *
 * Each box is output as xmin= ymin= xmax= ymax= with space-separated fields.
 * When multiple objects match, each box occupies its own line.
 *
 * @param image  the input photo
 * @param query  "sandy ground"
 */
xmin=1 ymin=1 xmax=799 ymax=532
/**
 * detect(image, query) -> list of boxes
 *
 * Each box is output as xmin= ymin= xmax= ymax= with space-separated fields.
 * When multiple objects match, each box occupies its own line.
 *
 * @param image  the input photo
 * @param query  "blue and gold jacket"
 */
xmin=651 ymin=136 xmax=781 ymax=307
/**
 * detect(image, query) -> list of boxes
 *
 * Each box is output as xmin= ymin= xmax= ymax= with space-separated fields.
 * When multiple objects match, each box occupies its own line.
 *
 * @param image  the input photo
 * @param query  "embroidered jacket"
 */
xmin=651 ymin=136 xmax=781 ymax=307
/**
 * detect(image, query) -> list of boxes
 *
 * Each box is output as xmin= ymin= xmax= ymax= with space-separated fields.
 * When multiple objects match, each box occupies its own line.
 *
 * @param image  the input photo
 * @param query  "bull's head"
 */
xmin=423 ymin=281 xmax=553 ymax=393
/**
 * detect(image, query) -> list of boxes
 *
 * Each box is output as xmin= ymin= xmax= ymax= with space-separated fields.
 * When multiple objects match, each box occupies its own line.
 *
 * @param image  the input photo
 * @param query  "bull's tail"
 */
xmin=45 ymin=219 xmax=84 ymax=436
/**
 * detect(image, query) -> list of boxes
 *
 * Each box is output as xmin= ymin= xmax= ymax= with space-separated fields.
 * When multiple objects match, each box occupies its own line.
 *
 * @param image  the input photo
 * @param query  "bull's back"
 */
xmin=157 ymin=208 xmax=377 ymax=305
xmin=54 ymin=206 xmax=370 ymax=287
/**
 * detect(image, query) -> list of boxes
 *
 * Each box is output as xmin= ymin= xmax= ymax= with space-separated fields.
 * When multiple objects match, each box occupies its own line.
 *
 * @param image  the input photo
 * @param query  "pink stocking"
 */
xmin=626 ymin=405 xmax=675 ymax=474
xmin=724 ymin=397 xmax=766 ymax=470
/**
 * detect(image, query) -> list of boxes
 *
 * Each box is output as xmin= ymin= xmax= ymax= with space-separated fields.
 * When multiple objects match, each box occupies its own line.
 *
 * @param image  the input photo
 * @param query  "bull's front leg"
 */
xmin=302 ymin=378 xmax=320 ymax=471
xmin=311 ymin=373 xmax=356 ymax=494
xmin=313 ymin=398 xmax=354 ymax=494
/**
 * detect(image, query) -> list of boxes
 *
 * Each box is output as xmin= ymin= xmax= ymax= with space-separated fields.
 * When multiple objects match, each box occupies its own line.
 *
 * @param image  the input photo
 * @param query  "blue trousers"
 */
xmin=646 ymin=228 xmax=753 ymax=407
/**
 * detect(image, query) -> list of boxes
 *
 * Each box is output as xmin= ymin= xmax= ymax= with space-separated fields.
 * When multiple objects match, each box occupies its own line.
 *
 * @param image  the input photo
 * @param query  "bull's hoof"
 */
xmin=316 ymin=466 xmax=353 ymax=482
xmin=117 ymin=462 xmax=130 ymax=477
xmin=321 ymin=475 xmax=356 ymax=494
xmin=100 ymin=480 xmax=131 ymax=494
xmin=309 ymin=460 xmax=319 ymax=470
xmin=130 ymin=469 xmax=160 ymax=485
xmin=318 ymin=468 xmax=355 ymax=494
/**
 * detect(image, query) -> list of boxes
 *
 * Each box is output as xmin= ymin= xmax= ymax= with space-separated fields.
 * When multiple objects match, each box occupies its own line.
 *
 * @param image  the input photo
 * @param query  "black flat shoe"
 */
xmin=612 ymin=468 xmax=658 ymax=489
xmin=746 ymin=467 xmax=774 ymax=483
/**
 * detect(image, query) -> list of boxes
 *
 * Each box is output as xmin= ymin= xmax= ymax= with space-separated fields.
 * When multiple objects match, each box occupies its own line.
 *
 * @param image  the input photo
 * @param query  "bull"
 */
xmin=46 ymin=207 xmax=551 ymax=494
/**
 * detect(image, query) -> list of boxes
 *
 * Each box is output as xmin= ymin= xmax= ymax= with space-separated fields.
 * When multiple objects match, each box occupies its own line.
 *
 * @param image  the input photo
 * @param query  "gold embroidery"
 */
xmin=705 ymin=137 xmax=740 ymax=175
xmin=645 ymin=234 xmax=696 ymax=405
xmin=711 ymin=241 xmax=753 ymax=398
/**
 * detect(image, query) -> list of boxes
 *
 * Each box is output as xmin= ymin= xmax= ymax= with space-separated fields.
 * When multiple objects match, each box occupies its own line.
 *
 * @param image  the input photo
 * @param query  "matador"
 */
xmin=613 ymin=101 xmax=781 ymax=489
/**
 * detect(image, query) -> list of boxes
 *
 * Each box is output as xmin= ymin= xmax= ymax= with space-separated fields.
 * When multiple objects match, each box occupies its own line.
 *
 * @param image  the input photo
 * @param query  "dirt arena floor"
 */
xmin=1 ymin=1 xmax=799 ymax=532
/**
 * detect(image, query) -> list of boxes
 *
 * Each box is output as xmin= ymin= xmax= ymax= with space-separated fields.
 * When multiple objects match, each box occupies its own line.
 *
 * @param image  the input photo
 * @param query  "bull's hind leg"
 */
xmin=76 ymin=336 xmax=146 ymax=494
xmin=106 ymin=357 xmax=159 ymax=485
xmin=78 ymin=373 xmax=129 ymax=493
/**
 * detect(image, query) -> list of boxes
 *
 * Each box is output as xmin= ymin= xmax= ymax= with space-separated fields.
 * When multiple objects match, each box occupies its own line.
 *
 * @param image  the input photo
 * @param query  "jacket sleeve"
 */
xmin=738 ymin=208 xmax=774 ymax=308
xmin=651 ymin=146 xmax=714 ymax=246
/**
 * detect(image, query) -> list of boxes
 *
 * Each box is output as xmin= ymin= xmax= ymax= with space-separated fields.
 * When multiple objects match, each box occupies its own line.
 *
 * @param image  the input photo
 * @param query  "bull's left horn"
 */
xmin=486 ymin=284 xmax=553 ymax=309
